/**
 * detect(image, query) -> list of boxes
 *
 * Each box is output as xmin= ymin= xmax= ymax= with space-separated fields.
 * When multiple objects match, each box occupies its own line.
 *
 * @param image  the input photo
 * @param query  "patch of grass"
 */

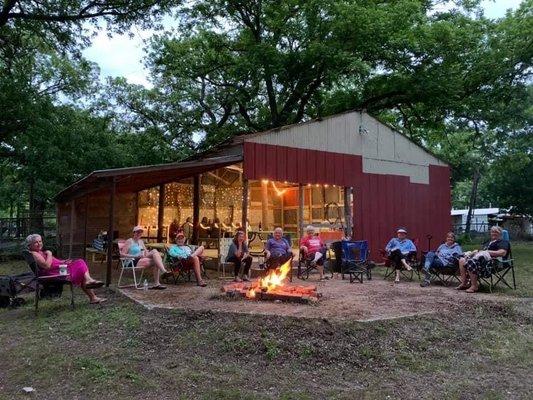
xmin=262 ymin=337 xmax=281 ymax=360
xmin=74 ymin=357 xmax=117 ymax=382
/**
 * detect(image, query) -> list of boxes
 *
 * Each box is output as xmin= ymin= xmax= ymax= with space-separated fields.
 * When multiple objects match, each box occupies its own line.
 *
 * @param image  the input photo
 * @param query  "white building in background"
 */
xmin=451 ymin=208 xmax=500 ymax=232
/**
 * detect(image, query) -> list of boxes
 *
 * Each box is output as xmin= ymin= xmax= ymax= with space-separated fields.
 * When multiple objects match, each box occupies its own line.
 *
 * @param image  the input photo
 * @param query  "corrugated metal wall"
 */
xmin=243 ymin=142 xmax=450 ymax=259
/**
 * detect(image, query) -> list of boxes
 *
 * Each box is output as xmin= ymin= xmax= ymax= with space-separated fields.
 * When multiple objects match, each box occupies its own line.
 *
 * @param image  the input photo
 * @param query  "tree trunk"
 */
xmin=465 ymin=170 xmax=481 ymax=234
xmin=28 ymin=177 xmax=45 ymax=235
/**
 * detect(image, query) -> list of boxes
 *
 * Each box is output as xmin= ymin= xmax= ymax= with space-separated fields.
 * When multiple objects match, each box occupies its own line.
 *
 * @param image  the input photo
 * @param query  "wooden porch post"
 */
xmin=241 ymin=178 xmax=249 ymax=231
xmin=192 ymin=175 xmax=201 ymax=245
xmin=68 ymin=199 xmax=76 ymax=259
xmin=344 ymin=186 xmax=353 ymax=238
xmin=157 ymin=184 xmax=165 ymax=242
xmin=83 ymin=195 xmax=88 ymax=260
xmin=298 ymin=184 xmax=304 ymax=239
xmin=106 ymin=178 xmax=116 ymax=287
xmin=260 ymin=180 xmax=269 ymax=230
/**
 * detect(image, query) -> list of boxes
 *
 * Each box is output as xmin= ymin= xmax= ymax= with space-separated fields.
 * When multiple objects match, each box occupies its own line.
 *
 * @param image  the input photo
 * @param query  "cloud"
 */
xmin=82 ymin=1 xmax=525 ymax=88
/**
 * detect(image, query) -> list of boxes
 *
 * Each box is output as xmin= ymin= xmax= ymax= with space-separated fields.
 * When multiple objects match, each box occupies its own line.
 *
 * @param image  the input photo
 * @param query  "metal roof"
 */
xmin=55 ymin=154 xmax=243 ymax=202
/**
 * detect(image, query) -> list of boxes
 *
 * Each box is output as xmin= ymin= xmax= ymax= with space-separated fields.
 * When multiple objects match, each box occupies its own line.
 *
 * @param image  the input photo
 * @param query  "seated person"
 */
xmin=181 ymin=217 xmax=193 ymax=241
xmin=300 ymin=225 xmax=328 ymax=280
xmin=26 ymin=233 xmax=106 ymax=304
xmin=210 ymin=217 xmax=222 ymax=239
xmin=456 ymin=226 xmax=510 ymax=293
xmin=169 ymin=218 xmax=180 ymax=242
xmin=264 ymin=227 xmax=293 ymax=270
xmin=122 ymin=226 xmax=170 ymax=290
xmin=227 ymin=230 xmax=252 ymax=282
xmin=168 ymin=230 xmax=207 ymax=287
xmin=420 ymin=232 xmax=463 ymax=287
xmin=385 ymin=227 xmax=416 ymax=283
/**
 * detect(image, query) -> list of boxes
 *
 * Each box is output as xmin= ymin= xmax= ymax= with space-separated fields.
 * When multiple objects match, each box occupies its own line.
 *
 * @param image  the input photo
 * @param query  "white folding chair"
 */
xmin=116 ymin=241 xmax=144 ymax=288
xmin=218 ymin=238 xmax=235 ymax=279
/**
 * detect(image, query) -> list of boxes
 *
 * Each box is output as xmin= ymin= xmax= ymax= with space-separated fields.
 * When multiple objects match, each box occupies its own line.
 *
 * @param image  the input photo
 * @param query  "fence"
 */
xmin=0 ymin=216 xmax=57 ymax=243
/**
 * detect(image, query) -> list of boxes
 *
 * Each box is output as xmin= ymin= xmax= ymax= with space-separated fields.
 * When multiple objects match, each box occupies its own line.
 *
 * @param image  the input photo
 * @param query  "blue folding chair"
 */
xmin=341 ymin=240 xmax=373 ymax=283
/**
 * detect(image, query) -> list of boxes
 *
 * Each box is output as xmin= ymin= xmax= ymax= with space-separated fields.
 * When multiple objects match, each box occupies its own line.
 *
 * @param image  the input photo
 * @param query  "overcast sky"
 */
xmin=82 ymin=0 xmax=525 ymax=88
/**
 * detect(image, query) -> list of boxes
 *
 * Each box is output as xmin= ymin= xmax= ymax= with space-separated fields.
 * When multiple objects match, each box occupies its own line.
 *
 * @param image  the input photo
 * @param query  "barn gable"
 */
xmin=244 ymin=111 xmax=446 ymax=184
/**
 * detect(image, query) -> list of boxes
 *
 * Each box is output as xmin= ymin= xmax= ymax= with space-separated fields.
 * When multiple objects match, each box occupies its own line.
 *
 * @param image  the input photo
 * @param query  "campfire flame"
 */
xmin=245 ymin=258 xmax=292 ymax=298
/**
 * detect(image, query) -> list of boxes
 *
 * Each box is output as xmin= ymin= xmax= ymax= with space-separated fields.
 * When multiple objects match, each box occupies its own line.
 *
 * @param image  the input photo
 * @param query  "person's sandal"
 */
xmin=85 ymin=280 xmax=104 ymax=289
xmin=197 ymin=282 xmax=207 ymax=287
xmin=90 ymin=298 xmax=107 ymax=304
xmin=149 ymin=285 xmax=167 ymax=290
xmin=465 ymin=287 xmax=478 ymax=293
xmin=455 ymin=284 xmax=470 ymax=290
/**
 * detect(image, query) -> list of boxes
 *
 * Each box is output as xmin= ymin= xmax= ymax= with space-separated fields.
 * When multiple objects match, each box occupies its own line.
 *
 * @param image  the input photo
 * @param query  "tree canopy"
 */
xmin=0 ymin=0 xmax=531 ymax=224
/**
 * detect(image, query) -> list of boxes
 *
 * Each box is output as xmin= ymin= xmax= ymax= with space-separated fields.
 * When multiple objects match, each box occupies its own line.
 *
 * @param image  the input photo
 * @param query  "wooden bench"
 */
xmin=85 ymin=247 xmax=107 ymax=263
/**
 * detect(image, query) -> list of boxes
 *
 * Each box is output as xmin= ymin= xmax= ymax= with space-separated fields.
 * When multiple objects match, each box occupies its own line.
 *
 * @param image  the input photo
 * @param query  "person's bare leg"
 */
xmin=82 ymin=287 xmax=105 ymax=303
xmin=192 ymin=256 xmax=205 ymax=285
xmin=149 ymin=250 xmax=167 ymax=273
xmin=192 ymin=246 xmax=205 ymax=257
xmin=401 ymin=258 xmax=412 ymax=271
xmin=317 ymin=265 xmax=324 ymax=280
xmin=456 ymin=258 xmax=469 ymax=289
xmin=152 ymin=265 xmax=161 ymax=286
xmin=466 ymin=272 xmax=479 ymax=293
xmin=395 ymin=269 xmax=400 ymax=283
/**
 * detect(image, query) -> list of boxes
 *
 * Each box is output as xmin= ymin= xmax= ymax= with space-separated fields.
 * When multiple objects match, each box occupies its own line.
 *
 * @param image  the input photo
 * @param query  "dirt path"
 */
xmin=120 ymin=274 xmax=519 ymax=322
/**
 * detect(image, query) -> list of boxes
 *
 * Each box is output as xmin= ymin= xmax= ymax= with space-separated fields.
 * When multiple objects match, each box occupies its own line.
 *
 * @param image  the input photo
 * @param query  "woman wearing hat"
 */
xmin=167 ymin=230 xmax=207 ymax=287
xmin=122 ymin=226 xmax=170 ymax=290
xmin=385 ymin=228 xmax=416 ymax=283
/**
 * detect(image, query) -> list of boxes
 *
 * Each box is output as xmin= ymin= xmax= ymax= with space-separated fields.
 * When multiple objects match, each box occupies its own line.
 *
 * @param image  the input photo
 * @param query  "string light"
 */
xmin=271 ymin=181 xmax=287 ymax=196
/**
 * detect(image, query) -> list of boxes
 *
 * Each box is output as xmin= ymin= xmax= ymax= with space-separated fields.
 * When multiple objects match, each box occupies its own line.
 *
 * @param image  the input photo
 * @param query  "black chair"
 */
xmin=421 ymin=250 xmax=461 ymax=286
xmin=381 ymin=238 xmax=422 ymax=281
xmin=22 ymin=250 xmax=74 ymax=314
xmin=297 ymin=248 xmax=334 ymax=281
xmin=479 ymin=245 xmax=516 ymax=292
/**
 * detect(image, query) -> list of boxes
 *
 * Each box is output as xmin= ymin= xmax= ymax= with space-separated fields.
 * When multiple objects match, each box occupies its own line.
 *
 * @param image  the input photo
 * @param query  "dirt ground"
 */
xmin=120 ymin=272 xmax=517 ymax=322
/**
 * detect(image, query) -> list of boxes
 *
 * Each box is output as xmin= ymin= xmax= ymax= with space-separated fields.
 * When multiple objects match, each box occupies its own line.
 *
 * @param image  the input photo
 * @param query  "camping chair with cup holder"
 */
xmin=22 ymin=250 xmax=74 ymax=315
xmin=479 ymin=243 xmax=516 ymax=292
xmin=380 ymin=238 xmax=422 ymax=281
xmin=297 ymin=246 xmax=334 ymax=281
xmin=164 ymin=245 xmax=209 ymax=284
xmin=340 ymin=240 xmax=374 ymax=283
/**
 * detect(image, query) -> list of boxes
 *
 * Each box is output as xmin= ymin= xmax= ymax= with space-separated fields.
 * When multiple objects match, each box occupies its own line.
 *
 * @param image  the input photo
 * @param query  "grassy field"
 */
xmin=0 ymin=243 xmax=531 ymax=399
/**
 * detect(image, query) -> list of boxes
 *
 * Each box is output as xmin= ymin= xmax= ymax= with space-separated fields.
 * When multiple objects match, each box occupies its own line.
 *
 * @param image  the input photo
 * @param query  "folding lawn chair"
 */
xmin=22 ymin=250 xmax=74 ymax=315
xmin=479 ymin=245 xmax=516 ymax=292
xmin=164 ymin=245 xmax=209 ymax=284
xmin=116 ymin=241 xmax=144 ymax=289
xmin=380 ymin=238 xmax=422 ymax=281
xmin=297 ymin=248 xmax=333 ymax=280
xmin=341 ymin=240 xmax=373 ymax=283
xmin=218 ymin=237 xmax=236 ymax=279
xmin=426 ymin=257 xmax=460 ymax=286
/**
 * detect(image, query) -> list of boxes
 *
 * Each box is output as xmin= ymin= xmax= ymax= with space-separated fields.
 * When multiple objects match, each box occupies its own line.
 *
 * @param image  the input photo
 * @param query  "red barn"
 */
xmin=56 ymin=110 xmax=450 ymax=279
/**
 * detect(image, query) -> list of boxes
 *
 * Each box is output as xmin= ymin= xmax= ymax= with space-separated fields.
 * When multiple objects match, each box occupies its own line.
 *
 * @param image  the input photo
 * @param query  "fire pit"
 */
xmin=221 ymin=259 xmax=322 ymax=303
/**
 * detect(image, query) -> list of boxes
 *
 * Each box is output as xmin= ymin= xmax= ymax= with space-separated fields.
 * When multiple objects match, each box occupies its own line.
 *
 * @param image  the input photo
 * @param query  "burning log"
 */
xmin=221 ymin=259 xmax=321 ymax=303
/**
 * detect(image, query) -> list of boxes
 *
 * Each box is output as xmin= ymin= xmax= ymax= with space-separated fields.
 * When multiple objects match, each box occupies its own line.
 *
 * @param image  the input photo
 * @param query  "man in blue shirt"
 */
xmin=385 ymin=228 xmax=417 ymax=283
xmin=265 ymin=227 xmax=293 ymax=270
xmin=420 ymin=232 xmax=463 ymax=287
